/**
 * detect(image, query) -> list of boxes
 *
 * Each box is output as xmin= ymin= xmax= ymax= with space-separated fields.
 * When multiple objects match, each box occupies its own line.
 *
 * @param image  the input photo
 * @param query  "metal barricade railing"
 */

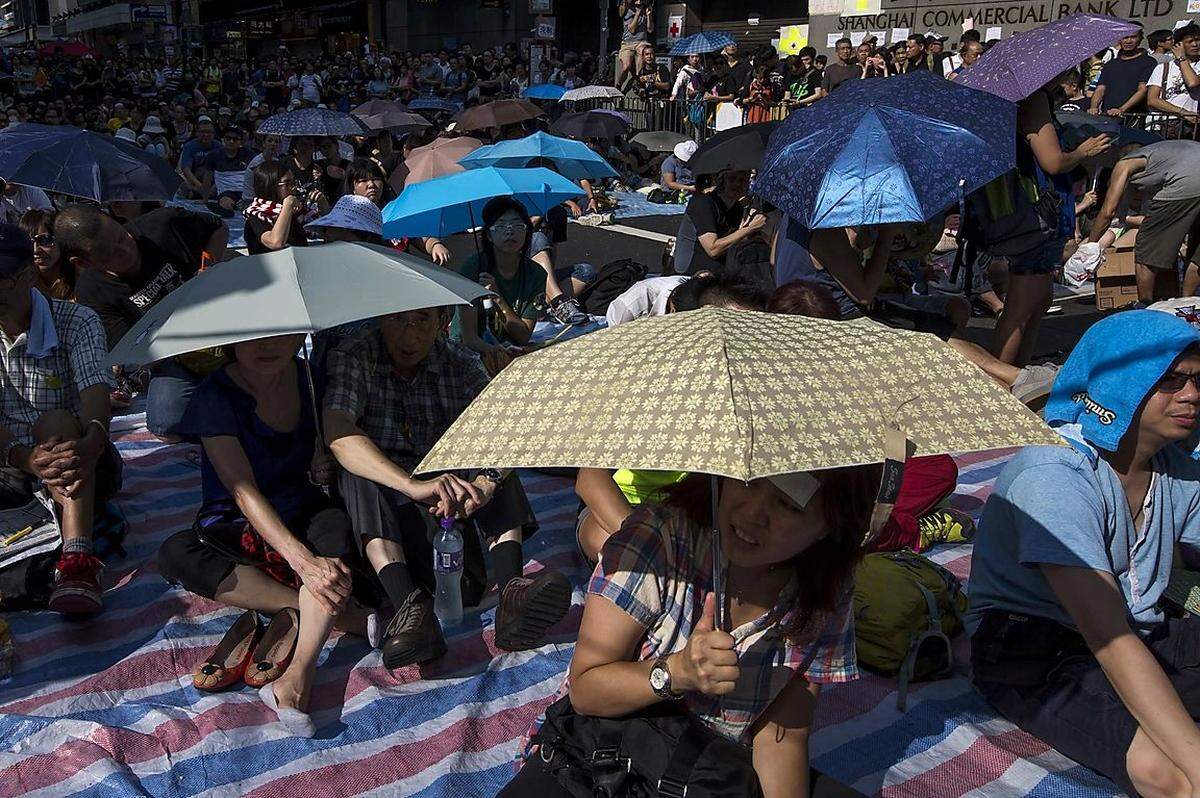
xmin=1112 ymin=112 xmax=1198 ymax=141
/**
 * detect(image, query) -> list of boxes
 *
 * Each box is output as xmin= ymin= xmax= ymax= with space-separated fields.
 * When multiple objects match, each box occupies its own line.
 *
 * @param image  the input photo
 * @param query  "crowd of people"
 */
xmin=1 ymin=12 xmax=1200 ymax=798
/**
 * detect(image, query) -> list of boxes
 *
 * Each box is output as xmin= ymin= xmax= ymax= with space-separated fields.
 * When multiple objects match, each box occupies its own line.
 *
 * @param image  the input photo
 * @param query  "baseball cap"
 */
xmin=306 ymin=194 xmax=383 ymax=237
xmin=0 ymin=223 xmax=33 ymax=278
xmin=673 ymin=140 xmax=698 ymax=162
xmin=197 ymin=114 xmax=213 ymax=124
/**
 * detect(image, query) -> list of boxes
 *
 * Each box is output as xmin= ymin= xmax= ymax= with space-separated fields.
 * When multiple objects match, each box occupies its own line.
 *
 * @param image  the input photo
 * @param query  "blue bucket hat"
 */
xmin=1045 ymin=310 xmax=1200 ymax=454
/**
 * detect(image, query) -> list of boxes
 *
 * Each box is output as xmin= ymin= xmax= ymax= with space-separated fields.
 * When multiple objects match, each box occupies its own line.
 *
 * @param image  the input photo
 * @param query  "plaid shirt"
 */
xmin=0 ymin=293 xmax=114 ymax=448
xmin=590 ymin=505 xmax=857 ymax=742
xmin=324 ymin=329 xmax=489 ymax=476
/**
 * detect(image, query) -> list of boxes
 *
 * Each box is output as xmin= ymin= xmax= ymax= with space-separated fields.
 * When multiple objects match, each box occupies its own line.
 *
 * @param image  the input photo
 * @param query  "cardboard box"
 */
xmin=1095 ymin=229 xmax=1138 ymax=311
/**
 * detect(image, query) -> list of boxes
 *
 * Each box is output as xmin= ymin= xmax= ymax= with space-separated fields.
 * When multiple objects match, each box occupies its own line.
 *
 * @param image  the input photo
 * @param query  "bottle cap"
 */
xmin=439 ymin=516 xmax=455 ymax=530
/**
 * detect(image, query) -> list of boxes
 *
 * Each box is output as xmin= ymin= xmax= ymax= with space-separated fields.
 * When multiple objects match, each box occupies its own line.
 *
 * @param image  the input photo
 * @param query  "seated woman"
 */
xmin=157 ymin=334 xmax=372 ymax=737
xmin=343 ymin=158 xmax=450 ymax=265
xmin=524 ymin=159 xmax=595 ymax=326
xmin=452 ymin=197 xmax=545 ymax=374
xmin=243 ymin=161 xmax=310 ymax=254
xmin=19 ymin=209 xmax=73 ymax=300
xmin=503 ymin=466 xmax=880 ymax=797
xmin=968 ymin=310 xmax=1200 ymax=798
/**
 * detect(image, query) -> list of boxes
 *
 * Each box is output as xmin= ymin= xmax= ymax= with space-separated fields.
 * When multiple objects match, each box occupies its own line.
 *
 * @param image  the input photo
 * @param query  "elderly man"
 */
xmin=324 ymin=307 xmax=570 ymax=672
xmin=0 ymin=224 xmax=120 ymax=615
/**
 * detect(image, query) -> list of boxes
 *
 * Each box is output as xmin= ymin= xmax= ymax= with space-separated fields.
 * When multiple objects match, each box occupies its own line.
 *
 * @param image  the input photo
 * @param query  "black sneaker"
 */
xmin=548 ymin=295 xmax=588 ymax=326
xmin=381 ymin=589 xmax=447 ymax=671
xmin=495 ymin=571 xmax=572 ymax=652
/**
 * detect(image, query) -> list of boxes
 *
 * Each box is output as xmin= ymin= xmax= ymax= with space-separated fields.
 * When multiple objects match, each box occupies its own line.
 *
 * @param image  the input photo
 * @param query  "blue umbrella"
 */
xmin=459 ymin=131 xmax=618 ymax=182
xmin=0 ymin=123 xmax=181 ymax=202
xmin=409 ymin=97 xmax=461 ymax=113
xmin=382 ymin=166 xmax=585 ymax=238
xmin=754 ymin=71 xmax=1015 ymax=230
xmin=523 ymin=83 xmax=567 ymax=101
xmin=669 ymin=31 xmax=736 ymax=56
xmin=256 ymin=108 xmax=367 ymax=137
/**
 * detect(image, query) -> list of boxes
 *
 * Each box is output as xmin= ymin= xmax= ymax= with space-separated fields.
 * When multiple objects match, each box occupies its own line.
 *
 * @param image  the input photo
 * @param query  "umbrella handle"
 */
xmin=710 ymin=474 xmax=725 ymax=633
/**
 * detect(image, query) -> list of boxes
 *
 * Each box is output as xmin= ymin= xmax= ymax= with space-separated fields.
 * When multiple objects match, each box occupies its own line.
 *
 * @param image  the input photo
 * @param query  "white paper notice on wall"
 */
xmin=827 ymin=32 xmax=842 ymax=48
xmin=985 ymin=26 xmax=1002 ymax=40
xmin=962 ymin=17 xmax=975 ymax=31
xmin=891 ymin=27 xmax=909 ymax=43
xmin=870 ymin=31 xmax=887 ymax=44
xmin=850 ymin=31 xmax=868 ymax=45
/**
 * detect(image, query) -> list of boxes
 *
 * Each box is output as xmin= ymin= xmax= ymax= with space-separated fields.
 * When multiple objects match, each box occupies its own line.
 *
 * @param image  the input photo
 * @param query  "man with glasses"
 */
xmin=0 ymin=223 xmax=121 ymax=615
xmin=968 ymin=310 xmax=1200 ymax=798
xmin=323 ymin=307 xmax=570 ymax=673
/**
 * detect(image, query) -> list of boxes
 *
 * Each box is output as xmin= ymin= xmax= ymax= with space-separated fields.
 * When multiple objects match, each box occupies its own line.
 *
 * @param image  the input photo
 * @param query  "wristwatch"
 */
xmin=478 ymin=468 xmax=504 ymax=486
xmin=649 ymin=656 xmax=682 ymax=700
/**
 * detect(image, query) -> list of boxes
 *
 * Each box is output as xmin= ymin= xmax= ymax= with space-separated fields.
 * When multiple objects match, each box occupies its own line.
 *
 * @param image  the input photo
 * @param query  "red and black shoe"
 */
xmin=495 ymin=570 xmax=571 ymax=652
xmin=48 ymin=552 xmax=104 ymax=615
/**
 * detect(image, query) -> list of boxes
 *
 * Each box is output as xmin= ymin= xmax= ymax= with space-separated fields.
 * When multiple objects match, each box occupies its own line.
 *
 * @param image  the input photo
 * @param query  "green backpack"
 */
xmin=853 ymin=550 xmax=969 ymax=710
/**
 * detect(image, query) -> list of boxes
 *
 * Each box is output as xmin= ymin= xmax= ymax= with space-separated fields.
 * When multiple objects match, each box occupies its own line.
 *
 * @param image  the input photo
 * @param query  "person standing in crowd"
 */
xmin=927 ymin=34 xmax=949 ymax=76
xmin=625 ymin=41 xmax=670 ymax=103
xmin=1146 ymin=23 xmax=1200 ymax=133
xmin=947 ymin=40 xmax=984 ymax=80
xmin=784 ymin=47 xmax=824 ymax=107
xmin=617 ymin=0 xmax=653 ymax=88
xmin=1089 ymin=27 xmax=1157 ymax=117
xmin=1086 ymin=140 xmax=1200 ymax=303
xmin=1148 ymin=28 xmax=1175 ymax=65
xmin=724 ymin=42 xmax=752 ymax=99
xmin=905 ymin=35 xmax=930 ymax=71
xmin=0 ymin=224 xmax=119 ymax=616
xmin=1056 ymin=70 xmax=1090 ymax=113
xmin=54 ymin=205 xmax=229 ymax=441
xmin=968 ymin=311 xmax=1200 ymax=798
xmin=822 ymin=38 xmax=861 ymax=94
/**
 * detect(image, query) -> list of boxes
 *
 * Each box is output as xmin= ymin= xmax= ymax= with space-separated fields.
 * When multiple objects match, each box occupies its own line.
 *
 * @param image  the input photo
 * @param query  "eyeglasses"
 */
xmin=31 ymin=234 xmax=54 ymax=247
xmin=1157 ymin=371 xmax=1200 ymax=393
xmin=490 ymin=221 xmax=528 ymax=234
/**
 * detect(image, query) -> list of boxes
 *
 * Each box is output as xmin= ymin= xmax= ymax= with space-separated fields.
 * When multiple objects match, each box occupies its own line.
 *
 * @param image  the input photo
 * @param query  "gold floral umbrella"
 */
xmin=417 ymin=308 xmax=1062 ymax=478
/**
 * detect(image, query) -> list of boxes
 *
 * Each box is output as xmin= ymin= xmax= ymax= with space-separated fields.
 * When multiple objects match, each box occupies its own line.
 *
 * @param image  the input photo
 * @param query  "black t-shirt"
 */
xmin=76 ymin=208 xmax=222 ymax=348
xmin=244 ymin=214 xmax=309 ymax=255
xmin=728 ymin=60 xmax=753 ymax=98
xmin=821 ymin=63 xmax=861 ymax=94
xmin=1097 ymin=54 xmax=1157 ymax=111
xmin=788 ymin=68 xmax=822 ymax=101
xmin=684 ymin=193 xmax=745 ymax=274
xmin=476 ymin=61 xmax=503 ymax=96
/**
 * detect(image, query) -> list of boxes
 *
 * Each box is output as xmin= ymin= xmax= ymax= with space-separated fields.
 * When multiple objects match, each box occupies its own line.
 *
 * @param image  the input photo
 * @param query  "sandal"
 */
xmin=192 ymin=610 xmax=261 ymax=692
xmin=244 ymin=608 xmax=300 ymax=688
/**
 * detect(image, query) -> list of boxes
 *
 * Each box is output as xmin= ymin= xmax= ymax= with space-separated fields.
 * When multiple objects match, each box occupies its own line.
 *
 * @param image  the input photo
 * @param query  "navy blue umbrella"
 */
xmin=0 ymin=123 xmax=181 ymax=202
xmin=256 ymin=108 xmax=368 ymax=137
xmin=409 ymin=97 xmax=461 ymax=114
xmin=754 ymin=71 xmax=1016 ymax=230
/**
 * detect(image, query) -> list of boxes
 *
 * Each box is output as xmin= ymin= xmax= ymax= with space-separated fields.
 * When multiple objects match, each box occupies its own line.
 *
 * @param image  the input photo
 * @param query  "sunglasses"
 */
xmin=31 ymin=234 xmax=54 ymax=247
xmin=1157 ymin=371 xmax=1200 ymax=393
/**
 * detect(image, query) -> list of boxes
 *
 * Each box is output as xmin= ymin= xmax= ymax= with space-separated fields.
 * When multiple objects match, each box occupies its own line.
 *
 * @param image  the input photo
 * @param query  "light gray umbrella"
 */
xmin=108 ymin=242 xmax=490 ymax=367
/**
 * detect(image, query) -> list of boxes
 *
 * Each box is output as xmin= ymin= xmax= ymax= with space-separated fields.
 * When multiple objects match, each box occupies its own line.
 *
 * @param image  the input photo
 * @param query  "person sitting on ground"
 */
xmin=157 ymin=333 xmax=370 ymax=736
xmin=604 ymin=273 xmax=690 ymax=327
xmin=323 ymin=306 xmax=571 ymax=670
xmin=19 ymin=209 xmax=73 ymax=301
xmin=674 ymin=169 xmax=766 ymax=277
xmin=0 ymin=223 xmax=120 ymax=615
xmin=968 ymin=309 xmax=1200 ymax=798
xmin=244 ymin=161 xmax=312 ymax=254
xmin=56 ymin=204 xmax=229 ymax=443
xmin=659 ymin=140 xmax=696 ymax=199
xmin=576 ymin=272 xmax=767 ymax=563
xmin=1086 ymin=139 xmax=1200 ymax=303
xmin=451 ymin=197 xmax=545 ymax=373
xmin=201 ymin=125 xmax=253 ymax=217
xmin=342 ymin=158 xmax=450 ymax=264
xmin=522 ymin=160 xmax=594 ymax=327
xmin=505 ymin=463 xmax=880 ymax=796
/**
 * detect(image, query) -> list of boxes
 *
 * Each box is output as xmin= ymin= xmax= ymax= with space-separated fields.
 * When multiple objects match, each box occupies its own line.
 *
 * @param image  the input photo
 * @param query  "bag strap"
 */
xmin=653 ymin=720 xmax=709 ymax=798
xmin=895 ymin=581 xmax=953 ymax=712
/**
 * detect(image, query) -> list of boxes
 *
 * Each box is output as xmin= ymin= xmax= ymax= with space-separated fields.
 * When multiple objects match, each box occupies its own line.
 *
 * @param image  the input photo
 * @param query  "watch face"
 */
xmin=649 ymin=665 xmax=669 ymax=691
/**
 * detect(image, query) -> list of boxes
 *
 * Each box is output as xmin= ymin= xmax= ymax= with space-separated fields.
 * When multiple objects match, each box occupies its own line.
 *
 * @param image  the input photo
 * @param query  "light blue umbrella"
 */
xmin=382 ymin=166 xmax=585 ymax=238
xmin=669 ymin=31 xmax=735 ymax=56
xmin=523 ymin=83 xmax=567 ymax=101
xmin=459 ymin=131 xmax=618 ymax=182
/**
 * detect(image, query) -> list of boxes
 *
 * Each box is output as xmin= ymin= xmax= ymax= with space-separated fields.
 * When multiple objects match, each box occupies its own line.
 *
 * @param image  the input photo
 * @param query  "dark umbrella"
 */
xmin=957 ymin=14 xmax=1140 ymax=102
xmin=353 ymin=99 xmax=408 ymax=118
xmin=631 ymin=130 xmax=689 ymax=153
xmin=455 ymin=99 xmax=546 ymax=132
xmin=0 ymin=123 xmax=181 ymax=202
xmin=358 ymin=110 xmax=432 ymax=133
xmin=551 ymin=110 xmax=631 ymax=141
xmin=409 ymin=97 xmax=461 ymax=114
xmin=689 ymin=121 xmax=781 ymax=175
xmin=1055 ymin=111 xmax=1162 ymax=150
xmin=257 ymin=108 xmax=368 ymax=137
xmin=755 ymin=71 xmax=1015 ymax=229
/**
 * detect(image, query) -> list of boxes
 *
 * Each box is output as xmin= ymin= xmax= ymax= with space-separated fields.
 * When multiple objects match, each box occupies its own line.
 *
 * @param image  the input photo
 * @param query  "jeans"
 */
xmin=146 ymin=360 xmax=205 ymax=437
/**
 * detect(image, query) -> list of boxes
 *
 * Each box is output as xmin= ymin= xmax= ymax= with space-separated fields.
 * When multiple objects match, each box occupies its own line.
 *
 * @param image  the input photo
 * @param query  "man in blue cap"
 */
xmin=968 ymin=309 xmax=1200 ymax=798
xmin=0 ymin=223 xmax=120 ymax=615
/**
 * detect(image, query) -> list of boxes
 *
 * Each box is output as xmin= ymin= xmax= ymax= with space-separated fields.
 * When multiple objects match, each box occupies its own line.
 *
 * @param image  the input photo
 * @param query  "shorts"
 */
xmin=619 ymin=41 xmax=643 ymax=61
xmin=1007 ymin=235 xmax=1066 ymax=276
xmin=1136 ymin=196 xmax=1200 ymax=272
xmin=972 ymin=610 xmax=1200 ymax=797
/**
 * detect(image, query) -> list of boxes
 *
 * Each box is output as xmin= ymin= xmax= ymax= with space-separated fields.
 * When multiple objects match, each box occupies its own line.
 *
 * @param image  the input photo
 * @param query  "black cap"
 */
xmin=0 ymin=223 xmax=32 ymax=278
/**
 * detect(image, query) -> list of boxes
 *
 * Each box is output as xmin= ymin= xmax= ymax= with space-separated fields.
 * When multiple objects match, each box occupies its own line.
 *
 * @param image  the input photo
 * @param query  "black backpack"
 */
xmin=574 ymin=258 xmax=648 ymax=316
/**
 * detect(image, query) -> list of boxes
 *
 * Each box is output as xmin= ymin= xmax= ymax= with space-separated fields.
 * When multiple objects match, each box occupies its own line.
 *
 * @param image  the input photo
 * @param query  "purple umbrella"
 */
xmin=957 ymin=14 xmax=1140 ymax=102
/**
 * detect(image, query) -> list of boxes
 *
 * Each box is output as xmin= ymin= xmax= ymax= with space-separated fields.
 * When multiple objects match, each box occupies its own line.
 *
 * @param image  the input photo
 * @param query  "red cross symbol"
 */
xmin=669 ymin=19 xmax=681 ymax=38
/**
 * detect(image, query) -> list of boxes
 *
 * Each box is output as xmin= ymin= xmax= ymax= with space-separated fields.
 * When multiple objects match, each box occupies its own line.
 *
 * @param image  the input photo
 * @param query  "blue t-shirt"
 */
xmin=178 ymin=138 xmax=220 ymax=173
xmin=966 ymin=424 xmax=1200 ymax=636
xmin=660 ymin=155 xmax=694 ymax=187
xmin=177 ymin=361 xmax=325 ymax=523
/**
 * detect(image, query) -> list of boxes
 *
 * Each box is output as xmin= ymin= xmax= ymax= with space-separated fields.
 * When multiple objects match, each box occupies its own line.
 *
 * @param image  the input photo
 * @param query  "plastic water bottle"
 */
xmin=433 ymin=517 xmax=464 ymax=629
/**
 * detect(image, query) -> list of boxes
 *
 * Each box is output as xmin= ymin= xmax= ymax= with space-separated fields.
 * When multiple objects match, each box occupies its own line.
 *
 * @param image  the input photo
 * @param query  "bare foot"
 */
xmin=270 ymin=675 xmax=309 ymax=713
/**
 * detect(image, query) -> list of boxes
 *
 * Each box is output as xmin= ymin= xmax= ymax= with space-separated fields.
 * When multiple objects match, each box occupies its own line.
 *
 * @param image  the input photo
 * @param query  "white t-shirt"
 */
xmin=1148 ymin=58 xmax=1200 ymax=114
xmin=0 ymin=185 xmax=52 ymax=225
xmin=605 ymin=276 xmax=689 ymax=326
xmin=299 ymin=74 xmax=322 ymax=103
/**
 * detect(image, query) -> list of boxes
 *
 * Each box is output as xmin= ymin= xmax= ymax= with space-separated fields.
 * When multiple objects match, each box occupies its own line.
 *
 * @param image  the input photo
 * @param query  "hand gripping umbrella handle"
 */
xmin=710 ymin=474 xmax=725 ymax=633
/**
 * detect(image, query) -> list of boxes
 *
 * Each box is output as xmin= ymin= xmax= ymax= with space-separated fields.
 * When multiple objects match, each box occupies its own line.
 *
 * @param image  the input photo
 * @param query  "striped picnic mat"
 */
xmin=0 ymin=426 xmax=1125 ymax=797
